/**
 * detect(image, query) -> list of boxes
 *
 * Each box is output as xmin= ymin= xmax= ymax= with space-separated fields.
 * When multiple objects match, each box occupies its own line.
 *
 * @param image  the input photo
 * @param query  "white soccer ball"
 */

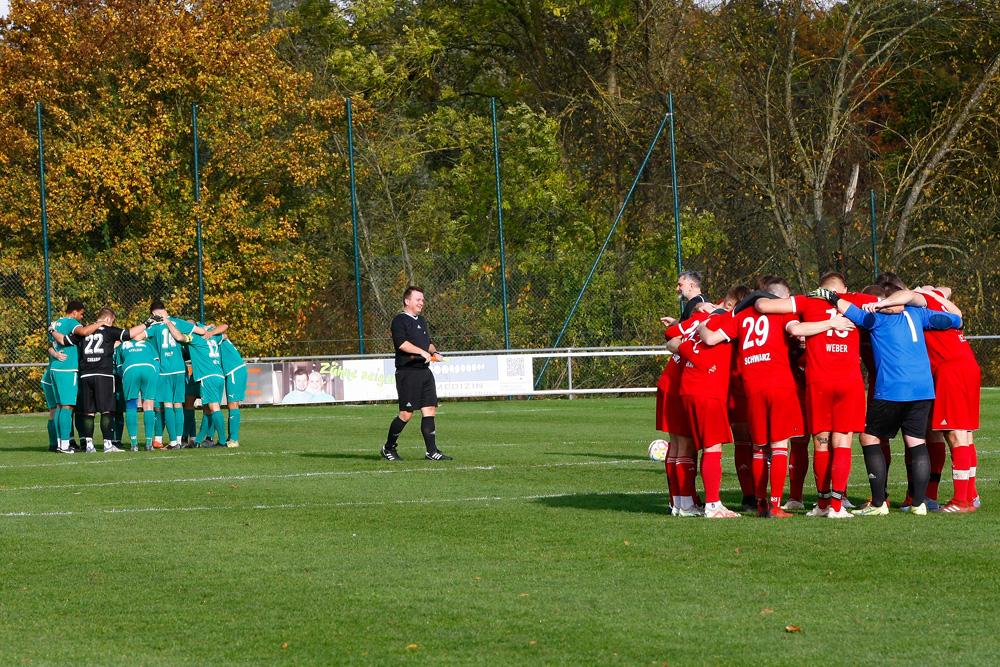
xmin=648 ymin=439 xmax=668 ymax=462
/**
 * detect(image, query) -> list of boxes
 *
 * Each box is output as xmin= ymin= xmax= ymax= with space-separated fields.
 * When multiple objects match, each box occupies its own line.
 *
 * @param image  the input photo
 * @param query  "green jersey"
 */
xmin=147 ymin=318 xmax=195 ymax=375
xmin=49 ymin=316 xmax=82 ymax=371
xmin=115 ymin=339 xmax=160 ymax=375
xmin=186 ymin=331 xmax=224 ymax=381
xmin=219 ymin=337 xmax=245 ymax=374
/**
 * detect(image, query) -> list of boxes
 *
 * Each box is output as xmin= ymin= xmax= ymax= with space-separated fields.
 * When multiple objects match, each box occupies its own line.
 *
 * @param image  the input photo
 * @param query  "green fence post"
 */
xmin=491 ymin=98 xmax=511 ymax=351
xmin=533 ymin=112 xmax=671 ymax=390
xmin=192 ymin=103 xmax=205 ymax=324
xmin=669 ymin=92 xmax=683 ymax=316
xmin=347 ymin=98 xmax=365 ymax=355
xmin=36 ymin=102 xmax=52 ymax=325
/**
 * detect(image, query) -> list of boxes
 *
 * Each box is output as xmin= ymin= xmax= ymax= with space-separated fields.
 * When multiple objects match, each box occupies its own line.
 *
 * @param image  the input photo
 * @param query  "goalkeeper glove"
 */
xmin=807 ymin=287 xmax=841 ymax=306
xmin=142 ymin=315 xmax=163 ymax=328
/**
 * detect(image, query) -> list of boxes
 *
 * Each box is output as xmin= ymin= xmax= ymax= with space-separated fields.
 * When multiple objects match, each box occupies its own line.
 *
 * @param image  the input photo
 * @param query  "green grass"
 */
xmin=1 ymin=394 xmax=999 ymax=665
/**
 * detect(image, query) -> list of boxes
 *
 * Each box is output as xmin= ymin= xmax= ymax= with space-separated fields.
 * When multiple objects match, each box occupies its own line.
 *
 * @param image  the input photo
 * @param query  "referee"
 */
xmin=380 ymin=286 xmax=452 ymax=462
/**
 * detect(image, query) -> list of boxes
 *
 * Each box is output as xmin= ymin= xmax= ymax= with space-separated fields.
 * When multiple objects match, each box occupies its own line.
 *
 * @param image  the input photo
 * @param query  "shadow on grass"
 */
xmin=534 ymin=492 xmax=673 ymax=515
xmin=297 ymin=452 xmax=382 ymax=461
xmin=546 ymin=451 xmax=649 ymax=461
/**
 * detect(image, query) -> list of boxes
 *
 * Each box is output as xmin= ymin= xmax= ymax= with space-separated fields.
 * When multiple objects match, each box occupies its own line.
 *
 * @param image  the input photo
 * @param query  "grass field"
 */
xmin=1 ymin=394 xmax=999 ymax=665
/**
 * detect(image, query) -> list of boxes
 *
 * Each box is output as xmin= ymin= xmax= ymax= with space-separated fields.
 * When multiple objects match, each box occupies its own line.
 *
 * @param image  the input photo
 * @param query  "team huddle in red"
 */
xmin=656 ymin=270 xmax=981 ymax=518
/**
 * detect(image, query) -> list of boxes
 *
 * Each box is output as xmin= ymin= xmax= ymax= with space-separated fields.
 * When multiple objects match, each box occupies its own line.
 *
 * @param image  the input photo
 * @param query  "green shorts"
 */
xmin=50 ymin=369 xmax=78 ymax=406
xmin=198 ymin=375 xmax=225 ymax=406
xmin=225 ymin=366 xmax=248 ymax=403
xmin=122 ymin=365 xmax=158 ymax=402
xmin=156 ymin=373 xmax=186 ymax=405
xmin=41 ymin=370 xmax=57 ymax=409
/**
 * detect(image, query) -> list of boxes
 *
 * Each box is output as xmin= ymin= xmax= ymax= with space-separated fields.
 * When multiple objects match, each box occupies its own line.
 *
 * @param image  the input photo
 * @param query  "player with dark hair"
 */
xmin=381 ymin=286 xmax=451 ymax=462
xmin=43 ymin=300 xmax=105 ymax=453
xmin=869 ymin=285 xmax=980 ymax=512
xmin=52 ymin=307 xmax=153 ymax=453
xmin=813 ymin=286 xmax=963 ymax=515
xmin=147 ymin=300 xmax=188 ymax=450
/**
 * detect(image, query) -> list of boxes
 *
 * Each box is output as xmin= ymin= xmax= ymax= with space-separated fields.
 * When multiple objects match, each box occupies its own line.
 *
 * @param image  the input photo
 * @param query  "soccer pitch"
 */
xmin=2 ymin=396 xmax=998 ymax=664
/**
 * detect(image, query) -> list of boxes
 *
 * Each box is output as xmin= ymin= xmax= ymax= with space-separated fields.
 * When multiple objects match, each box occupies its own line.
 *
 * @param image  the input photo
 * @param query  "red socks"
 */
xmin=970 ymin=442 xmax=979 ymax=500
xmin=950 ymin=445 xmax=972 ymax=505
xmin=769 ymin=447 xmax=788 ymax=506
xmin=676 ymin=456 xmax=698 ymax=499
xmin=830 ymin=447 xmax=852 ymax=512
xmin=701 ymin=451 xmax=723 ymax=504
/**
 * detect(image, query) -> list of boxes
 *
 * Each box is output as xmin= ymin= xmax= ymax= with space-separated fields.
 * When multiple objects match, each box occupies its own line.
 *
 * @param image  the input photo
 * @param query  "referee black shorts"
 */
xmin=865 ymin=398 xmax=933 ymax=440
xmin=78 ymin=375 xmax=117 ymax=414
xmin=395 ymin=367 xmax=438 ymax=412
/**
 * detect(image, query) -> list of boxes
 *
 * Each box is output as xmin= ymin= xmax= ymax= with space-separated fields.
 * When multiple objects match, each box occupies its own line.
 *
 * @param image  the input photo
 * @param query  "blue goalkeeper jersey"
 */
xmin=843 ymin=304 xmax=962 ymax=402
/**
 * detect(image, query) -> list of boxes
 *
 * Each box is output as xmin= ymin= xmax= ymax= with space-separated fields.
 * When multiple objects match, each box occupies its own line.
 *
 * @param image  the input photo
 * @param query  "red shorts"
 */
xmin=931 ymin=361 xmax=981 ymax=431
xmin=746 ymin=387 xmax=804 ymax=446
xmin=656 ymin=388 xmax=691 ymax=437
xmin=806 ymin=379 xmax=866 ymax=434
xmin=727 ymin=391 xmax=748 ymax=424
xmin=682 ymin=394 xmax=733 ymax=449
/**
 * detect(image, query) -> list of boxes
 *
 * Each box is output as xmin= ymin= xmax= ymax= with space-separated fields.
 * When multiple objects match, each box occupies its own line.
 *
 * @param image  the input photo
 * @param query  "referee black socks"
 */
xmin=386 ymin=417 xmax=408 ymax=448
xmin=420 ymin=416 xmax=437 ymax=453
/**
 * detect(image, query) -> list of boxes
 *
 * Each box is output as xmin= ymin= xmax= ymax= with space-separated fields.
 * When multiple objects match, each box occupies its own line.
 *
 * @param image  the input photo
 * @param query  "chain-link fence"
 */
xmin=3 ymin=243 xmax=999 ymax=413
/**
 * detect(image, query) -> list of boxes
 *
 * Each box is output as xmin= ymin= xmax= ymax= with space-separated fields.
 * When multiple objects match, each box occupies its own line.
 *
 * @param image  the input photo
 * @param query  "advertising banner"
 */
xmin=246 ymin=355 xmax=535 ymax=405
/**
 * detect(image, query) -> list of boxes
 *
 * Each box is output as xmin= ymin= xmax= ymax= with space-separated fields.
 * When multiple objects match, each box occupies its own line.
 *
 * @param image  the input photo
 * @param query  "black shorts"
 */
xmin=395 ymin=367 xmax=438 ymax=412
xmin=865 ymin=399 xmax=933 ymax=440
xmin=78 ymin=375 xmax=117 ymax=414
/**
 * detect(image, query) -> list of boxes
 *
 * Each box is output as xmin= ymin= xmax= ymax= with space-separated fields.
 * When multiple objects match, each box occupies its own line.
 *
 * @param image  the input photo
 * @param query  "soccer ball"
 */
xmin=648 ymin=439 xmax=668 ymax=462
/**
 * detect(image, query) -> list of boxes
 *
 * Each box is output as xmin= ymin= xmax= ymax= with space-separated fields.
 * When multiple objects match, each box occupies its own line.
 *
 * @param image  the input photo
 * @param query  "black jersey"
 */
xmin=391 ymin=312 xmax=433 ymax=370
xmin=73 ymin=325 xmax=131 ymax=378
xmin=681 ymin=294 xmax=709 ymax=320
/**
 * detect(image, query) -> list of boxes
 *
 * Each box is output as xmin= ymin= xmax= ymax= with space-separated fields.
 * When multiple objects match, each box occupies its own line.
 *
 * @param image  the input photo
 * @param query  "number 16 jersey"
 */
xmin=712 ymin=311 xmax=798 ymax=396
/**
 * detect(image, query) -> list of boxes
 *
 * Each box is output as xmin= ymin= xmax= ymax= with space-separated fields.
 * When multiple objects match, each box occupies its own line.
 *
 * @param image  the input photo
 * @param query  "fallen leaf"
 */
xmin=407 ymin=644 xmax=420 ymax=649
xmin=230 ymin=484 xmax=238 ymax=488
xmin=785 ymin=625 xmax=802 ymax=633
xmin=207 ymin=491 xmax=213 ymax=495
xmin=761 ymin=609 xmax=774 ymax=614
xmin=282 ymin=643 xmax=287 ymax=650
xmin=734 ymin=548 xmax=740 ymax=554
xmin=520 ymin=593 xmax=529 ymax=597
xmin=624 ymin=541 xmax=630 ymax=546
xmin=529 ymin=640 xmax=537 ymax=645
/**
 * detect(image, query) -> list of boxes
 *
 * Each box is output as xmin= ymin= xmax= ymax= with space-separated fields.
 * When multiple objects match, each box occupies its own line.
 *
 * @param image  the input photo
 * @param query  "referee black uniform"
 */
xmin=380 ymin=292 xmax=452 ymax=462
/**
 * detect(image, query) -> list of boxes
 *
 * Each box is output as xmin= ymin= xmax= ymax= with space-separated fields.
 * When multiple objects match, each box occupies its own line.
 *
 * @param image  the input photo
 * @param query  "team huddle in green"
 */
xmin=42 ymin=299 xmax=247 ymax=453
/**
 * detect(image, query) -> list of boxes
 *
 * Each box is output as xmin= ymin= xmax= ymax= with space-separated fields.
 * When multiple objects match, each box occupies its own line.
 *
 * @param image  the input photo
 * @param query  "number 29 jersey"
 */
xmin=712 ymin=311 xmax=798 ymax=396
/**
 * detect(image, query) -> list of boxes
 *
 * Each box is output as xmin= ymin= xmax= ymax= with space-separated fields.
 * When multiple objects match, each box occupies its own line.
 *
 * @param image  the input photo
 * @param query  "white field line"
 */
xmin=0 ymin=459 xmax=646 ymax=493
xmin=5 ymin=478 xmax=979 ymax=519
xmin=2 ymin=443 xmax=995 ymax=473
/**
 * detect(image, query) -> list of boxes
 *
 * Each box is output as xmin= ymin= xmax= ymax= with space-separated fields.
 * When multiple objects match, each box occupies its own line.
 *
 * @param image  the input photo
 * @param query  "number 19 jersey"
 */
xmin=147 ymin=318 xmax=195 ymax=375
xmin=714 ymin=311 xmax=798 ymax=396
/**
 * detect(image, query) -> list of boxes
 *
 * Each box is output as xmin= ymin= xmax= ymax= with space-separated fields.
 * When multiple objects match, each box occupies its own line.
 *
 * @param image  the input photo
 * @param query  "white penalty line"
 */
xmin=0 ymin=458 xmax=647 ymax=493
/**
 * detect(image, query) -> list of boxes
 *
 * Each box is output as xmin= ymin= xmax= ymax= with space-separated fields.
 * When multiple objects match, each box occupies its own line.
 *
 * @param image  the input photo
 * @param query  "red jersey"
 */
xmin=788 ymin=293 xmax=875 ymax=384
xmin=678 ymin=312 xmax=731 ymax=400
xmin=658 ymin=316 xmax=704 ymax=395
xmin=922 ymin=291 xmax=977 ymax=371
xmin=714 ymin=311 xmax=798 ymax=395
